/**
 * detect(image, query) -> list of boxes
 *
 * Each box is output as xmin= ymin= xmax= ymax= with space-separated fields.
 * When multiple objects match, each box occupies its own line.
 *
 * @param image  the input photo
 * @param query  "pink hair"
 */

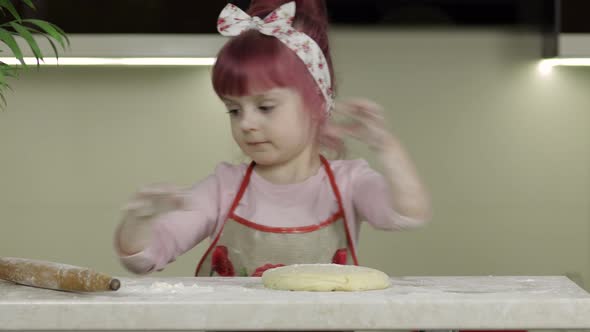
xmin=211 ymin=0 xmax=345 ymax=158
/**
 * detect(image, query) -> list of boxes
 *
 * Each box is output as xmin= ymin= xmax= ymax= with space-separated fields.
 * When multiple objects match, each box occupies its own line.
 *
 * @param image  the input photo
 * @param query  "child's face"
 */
xmin=222 ymin=87 xmax=316 ymax=166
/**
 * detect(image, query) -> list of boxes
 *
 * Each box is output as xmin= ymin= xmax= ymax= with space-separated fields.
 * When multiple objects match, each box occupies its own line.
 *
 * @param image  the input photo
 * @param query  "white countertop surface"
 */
xmin=1 ymin=276 xmax=589 ymax=330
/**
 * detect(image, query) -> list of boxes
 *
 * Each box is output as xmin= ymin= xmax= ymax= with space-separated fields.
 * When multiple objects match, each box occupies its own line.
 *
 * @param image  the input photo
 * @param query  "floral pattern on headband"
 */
xmin=217 ymin=1 xmax=334 ymax=114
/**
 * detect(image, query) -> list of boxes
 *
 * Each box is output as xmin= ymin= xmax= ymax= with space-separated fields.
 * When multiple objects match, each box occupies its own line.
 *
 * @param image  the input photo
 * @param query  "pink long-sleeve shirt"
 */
xmin=117 ymin=159 xmax=425 ymax=274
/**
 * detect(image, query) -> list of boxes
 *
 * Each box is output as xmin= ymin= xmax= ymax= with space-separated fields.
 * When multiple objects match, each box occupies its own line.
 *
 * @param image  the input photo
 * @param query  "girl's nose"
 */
xmin=239 ymin=110 xmax=259 ymax=131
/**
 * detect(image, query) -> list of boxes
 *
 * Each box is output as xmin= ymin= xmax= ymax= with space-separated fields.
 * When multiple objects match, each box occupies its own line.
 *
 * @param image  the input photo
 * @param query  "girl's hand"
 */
xmin=122 ymin=183 xmax=186 ymax=219
xmin=116 ymin=184 xmax=187 ymax=256
xmin=328 ymin=98 xmax=431 ymax=221
xmin=328 ymin=98 xmax=399 ymax=151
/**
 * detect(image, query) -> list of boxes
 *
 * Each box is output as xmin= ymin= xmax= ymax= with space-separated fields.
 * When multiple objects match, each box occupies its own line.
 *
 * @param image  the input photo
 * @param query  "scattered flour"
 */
xmin=149 ymin=282 xmax=213 ymax=293
xmin=122 ymin=281 xmax=214 ymax=294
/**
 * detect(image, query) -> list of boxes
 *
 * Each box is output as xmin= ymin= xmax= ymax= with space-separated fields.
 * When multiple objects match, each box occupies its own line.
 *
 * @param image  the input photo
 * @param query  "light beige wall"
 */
xmin=1 ymin=29 xmax=589 ymax=290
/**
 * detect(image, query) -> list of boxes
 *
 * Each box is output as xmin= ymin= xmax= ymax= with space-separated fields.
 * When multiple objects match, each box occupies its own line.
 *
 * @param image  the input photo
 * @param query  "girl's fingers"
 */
xmin=123 ymin=185 xmax=188 ymax=219
xmin=333 ymin=101 xmax=361 ymax=119
xmin=122 ymin=199 xmax=157 ymax=218
xmin=122 ymin=200 xmax=142 ymax=212
xmin=346 ymin=98 xmax=383 ymax=112
xmin=327 ymin=121 xmax=365 ymax=141
xmin=348 ymin=99 xmax=385 ymax=121
xmin=136 ymin=183 xmax=179 ymax=198
xmin=334 ymin=99 xmax=385 ymax=124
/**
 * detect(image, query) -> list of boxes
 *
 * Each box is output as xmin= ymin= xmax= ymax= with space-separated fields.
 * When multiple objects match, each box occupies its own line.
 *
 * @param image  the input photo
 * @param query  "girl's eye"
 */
xmin=259 ymin=105 xmax=274 ymax=112
xmin=227 ymin=109 xmax=239 ymax=116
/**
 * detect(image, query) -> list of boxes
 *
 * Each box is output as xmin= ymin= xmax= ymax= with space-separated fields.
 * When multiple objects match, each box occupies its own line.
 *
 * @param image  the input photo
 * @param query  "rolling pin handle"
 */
xmin=109 ymin=278 xmax=121 ymax=291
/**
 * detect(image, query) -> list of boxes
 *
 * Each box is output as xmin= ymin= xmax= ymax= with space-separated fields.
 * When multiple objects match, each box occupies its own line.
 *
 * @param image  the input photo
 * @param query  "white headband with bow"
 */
xmin=217 ymin=1 xmax=334 ymax=114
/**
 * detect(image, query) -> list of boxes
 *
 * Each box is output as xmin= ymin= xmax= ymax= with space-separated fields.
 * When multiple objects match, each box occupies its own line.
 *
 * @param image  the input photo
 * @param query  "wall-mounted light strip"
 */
xmin=0 ymin=57 xmax=217 ymax=66
xmin=538 ymin=58 xmax=590 ymax=75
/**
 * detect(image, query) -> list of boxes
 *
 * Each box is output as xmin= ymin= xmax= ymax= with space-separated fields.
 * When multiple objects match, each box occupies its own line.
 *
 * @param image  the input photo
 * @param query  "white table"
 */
xmin=1 ymin=276 xmax=589 ymax=330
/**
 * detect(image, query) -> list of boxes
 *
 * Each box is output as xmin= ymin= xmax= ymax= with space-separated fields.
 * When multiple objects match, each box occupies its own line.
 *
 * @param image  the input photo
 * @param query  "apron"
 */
xmin=195 ymin=155 xmax=359 ymax=277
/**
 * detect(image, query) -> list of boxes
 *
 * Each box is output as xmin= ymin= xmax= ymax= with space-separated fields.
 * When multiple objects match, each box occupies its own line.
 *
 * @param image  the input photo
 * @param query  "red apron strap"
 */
xmin=194 ymin=161 xmax=256 ymax=276
xmin=227 ymin=161 xmax=256 ymax=218
xmin=320 ymin=155 xmax=360 ymax=266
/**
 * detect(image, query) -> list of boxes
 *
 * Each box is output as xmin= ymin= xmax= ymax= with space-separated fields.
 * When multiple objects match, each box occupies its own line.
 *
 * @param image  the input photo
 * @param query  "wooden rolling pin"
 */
xmin=0 ymin=257 xmax=120 ymax=292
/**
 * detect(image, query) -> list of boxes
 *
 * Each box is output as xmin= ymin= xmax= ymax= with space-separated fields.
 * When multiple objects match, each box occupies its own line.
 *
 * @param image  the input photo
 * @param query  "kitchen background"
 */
xmin=0 ymin=0 xmax=589 ymax=295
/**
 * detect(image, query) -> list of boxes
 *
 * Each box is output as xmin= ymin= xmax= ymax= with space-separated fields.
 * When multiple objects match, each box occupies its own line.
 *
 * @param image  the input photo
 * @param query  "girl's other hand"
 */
xmin=328 ymin=98 xmax=399 ymax=151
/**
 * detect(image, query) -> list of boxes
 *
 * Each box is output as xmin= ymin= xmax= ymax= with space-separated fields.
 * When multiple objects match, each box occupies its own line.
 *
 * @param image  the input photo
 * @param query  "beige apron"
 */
xmin=195 ymin=155 xmax=358 ymax=277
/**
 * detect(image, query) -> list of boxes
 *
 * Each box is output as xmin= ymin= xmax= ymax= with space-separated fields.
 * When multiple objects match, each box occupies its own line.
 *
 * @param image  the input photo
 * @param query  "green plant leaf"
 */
xmin=0 ymin=27 xmax=25 ymax=66
xmin=0 ymin=66 xmax=16 ymax=93
xmin=40 ymin=33 xmax=59 ymax=59
xmin=0 ymin=92 xmax=8 ymax=109
xmin=26 ymin=26 xmax=62 ymax=60
xmin=0 ymin=0 xmax=22 ymax=21
xmin=23 ymin=19 xmax=69 ymax=49
xmin=0 ymin=61 xmax=16 ymax=77
xmin=0 ymin=64 xmax=14 ymax=110
xmin=0 ymin=5 xmax=68 ymax=110
xmin=0 ymin=65 xmax=15 ymax=88
xmin=21 ymin=0 xmax=35 ymax=10
xmin=10 ymin=22 xmax=42 ymax=65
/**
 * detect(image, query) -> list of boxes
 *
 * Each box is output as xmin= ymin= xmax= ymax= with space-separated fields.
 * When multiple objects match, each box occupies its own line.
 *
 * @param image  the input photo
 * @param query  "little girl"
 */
xmin=114 ymin=0 xmax=431 ymax=277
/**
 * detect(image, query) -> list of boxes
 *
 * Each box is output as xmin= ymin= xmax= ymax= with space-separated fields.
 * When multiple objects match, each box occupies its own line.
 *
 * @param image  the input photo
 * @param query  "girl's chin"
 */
xmin=245 ymin=152 xmax=281 ymax=165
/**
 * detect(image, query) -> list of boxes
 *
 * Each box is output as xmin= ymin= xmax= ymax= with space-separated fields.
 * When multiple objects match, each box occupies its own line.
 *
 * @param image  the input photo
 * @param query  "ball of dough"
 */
xmin=261 ymin=264 xmax=391 ymax=291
